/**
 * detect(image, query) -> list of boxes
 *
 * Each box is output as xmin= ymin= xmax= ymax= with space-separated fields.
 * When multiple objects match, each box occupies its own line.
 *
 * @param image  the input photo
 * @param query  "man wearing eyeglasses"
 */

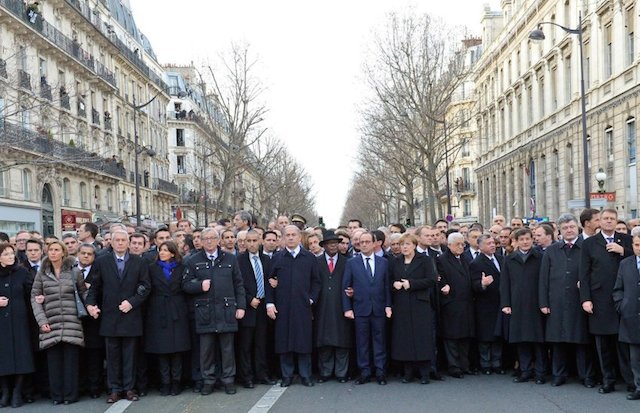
xmin=14 ymin=230 xmax=31 ymax=265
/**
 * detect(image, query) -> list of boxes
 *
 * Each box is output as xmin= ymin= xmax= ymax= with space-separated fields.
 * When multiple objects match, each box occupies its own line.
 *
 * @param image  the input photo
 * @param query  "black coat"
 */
xmin=0 ymin=264 xmax=35 ymax=375
xmin=436 ymin=251 xmax=475 ymax=340
xmin=391 ymin=253 xmax=436 ymax=361
xmin=182 ymin=249 xmax=246 ymax=334
xmin=83 ymin=267 xmax=104 ymax=349
xmin=85 ymin=252 xmax=151 ymax=337
xmin=539 ymin=239 xmax=589 ymax=344
xmin=237 ymin=251 xmax=270 ymax=328
xmin=314 ymin=253 xmax=353 ymax=349
xmin=613 ymin=255 xmax=640 ymax=344
xmin=144 ymin=261 xmax=191 ymax=354
xmin=266 ymin=249 xmax=322 ymax=354
xmin=469 ymin=254 xmax=504 ymax=342
xmin=579 ymin=232 xmax=633 ymax=335
xmin=500 ymin=250 xmax=545 ymax=343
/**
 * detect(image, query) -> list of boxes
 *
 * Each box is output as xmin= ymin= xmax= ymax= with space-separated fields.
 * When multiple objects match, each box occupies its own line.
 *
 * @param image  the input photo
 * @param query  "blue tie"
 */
xmin=365 ymin=257 xmax=373 ymax=278
xmin=253 ymin=255 xmax=265 ymax=298
xmin=606 ymin=237 xmax=614 ymax=244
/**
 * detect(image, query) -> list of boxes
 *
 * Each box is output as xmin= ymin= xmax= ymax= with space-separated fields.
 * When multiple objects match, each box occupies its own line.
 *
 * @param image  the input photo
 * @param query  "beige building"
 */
xmin=0 ymin=0 xmax=177 ymax=235
xmin=475 ymin=0 xmax=640 ymax=225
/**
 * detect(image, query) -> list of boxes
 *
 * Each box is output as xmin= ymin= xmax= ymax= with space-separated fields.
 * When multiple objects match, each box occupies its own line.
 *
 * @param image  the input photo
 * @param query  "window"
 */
xmin=626 ymin=7 xmax=635 ymax=66
xmin=604 ymin=23 xmax=613 ymax=78
xmin=0 ymin=169 xmax=7 ymax=197
xmin=177 ymin=155 xmax=186 ymax=174
xmin=586 ymin=135 xmax=592 ymax=170
xmin=79 ymin=182 xmax=87 ymax=208
xmin=628 ymin=118 xmax=636 ymax=164
xmin=564 ymin=54 xmax=572 ymax=103
xmin=463 ymin=199 xmax=472 ymax=217
xmin=176 ymin=129 xmax=185 ymax=146
xmin=63 ymin=178 xmax=70 ymax=206
xmin=0 ymin=96 xmax=4 ymax=126
xmin=584 ymin=41 xmax=591 ymax=88
xmin=550 ymin=65 xmax=558 ymax=110
xmin=22 ymin=169 xmax=32 ymax=201
xmin=94 ymin=185 xmax=101 ymax=210
xmin=21 ymin=106 xmax=29 ymax=128
xmin=106 ymin=188 xmax=113 ymax=211
xmin=538 ymin=74 xmax=545 ymax=118
xmin=527 ymin=85 xmax=533 ymax=125
xmin=564 ymin=1 xmax=571 ymax=26
xmin=606 ymin=127 xmax=614 ymax=163
xmin=38 ymin=58 xmax=46 ymax=80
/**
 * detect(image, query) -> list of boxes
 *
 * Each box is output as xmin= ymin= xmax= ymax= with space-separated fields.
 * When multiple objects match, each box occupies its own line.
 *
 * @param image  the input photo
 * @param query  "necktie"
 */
xmin=566 ymin=242 xmax=573 ymax=249
xmin=80 ymin=267 xmax=86 ymax=278
xmin=209 ymin=254 xmax=215 ymax=261
xmin=33 ymin=264 xmax=39 ymax=272
xmin=473 ymin=251 xmax=478 ymax=259
xmin=492 ymin=257 xmax=500 ymax=272
xmin=606 ymin=237 xmax=614 ymax=244
xmin=116 ymin=258 xmax=124 ymax=278
xmin=252 ymin=255 xmax=265 ymax=298
xmin=328 ymin=257 xmax=334 ymax=273
xmin=365 ymin=257 xmax=373 ymax=278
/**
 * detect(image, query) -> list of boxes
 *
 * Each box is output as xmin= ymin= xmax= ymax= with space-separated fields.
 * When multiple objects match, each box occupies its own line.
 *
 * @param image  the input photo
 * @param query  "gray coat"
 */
xmin=31 ymin=257 xmax=86 ymax=350
xmin=613 ymin=255 xmax=640 ymax=344
xmin=539 ymin=239 xmax=589 ymax=344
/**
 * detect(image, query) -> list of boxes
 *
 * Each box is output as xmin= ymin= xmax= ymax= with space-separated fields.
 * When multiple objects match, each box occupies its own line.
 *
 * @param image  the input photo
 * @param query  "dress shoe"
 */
xmin=354 ymin=376 xmax=370 ymax=385
xmin=193 ymin=381 xmax=203 ymax=393
xmin=535 ymin=377 xmax=546 ymax=385
xmin=317 ymin=376 xmax=330 ymax=384
xmin=449 ymin=371 xmax=464 ymax=379
xmin=482 ymin=368 xmax=492 ymax=375
xmin=628 ymin=385 xmax=637 ymax=393
xmin=376 ymin=376 xmax=387 ymax=385
xmin=213 ymin=381 xmax=223 ymax=390
xmin=627 ymin=390 xmax=640 ymax=400
xmin=160 ymin=384 xmax=171 ymax=396
xmin=337 ymin=377 xmax=348 ymax=383
xmin=583 ymin=378 xmax=596 ymax=388
xmin=598 ymin=384 xmax=615 ymax=394
xmin=125 ymin=390 xmax=139 ymax=401
xmin=201 ymin=384 xmax=214 ymax=396
xmin=10 ymin=391 xmax=23 ymax=408
xmin=301 ymin=378 xmax=314 ymax=387
xmin=243 ymin=381 xmax=255 ymax=389
xmin=401 ymin=376 xmax=413 ymax=383
xmin=90 ymin=393 xmax=101 ymax=399
xmin=258 ymin=377 xmax=277 ymax=385
xmin=52 ymin=400 xmax=63 ymax=406
xmin=493 ymin=368 xmax=506 ymax=375
xmin=280 ymin=378 xmax=292 ymax=387
xmin=464 ymin=369 xmax=479 ymax=376
xmin=63 ymin=400 xmax=77 ymax=405
xmin=224 ymin=384 xmax=237 ymax=395
xmin=420 ymin=377 xmax=430 ymax=385
xmin=551 ymin=377 xmax=566 ymax=387
xmin=106 ymin=393 xmax=120 ymax=403
xmin=513 ymin=375 xmax=531 ymax=383
xmin=170 ymin=382 xmax=181 ymax=396
xmin=137 ymin=389 xmax=147 ymax=397
xmin=23 ymin=395 xmax=34 ymax=404
xmin=429 ymin=371 xmax=444 ymax=381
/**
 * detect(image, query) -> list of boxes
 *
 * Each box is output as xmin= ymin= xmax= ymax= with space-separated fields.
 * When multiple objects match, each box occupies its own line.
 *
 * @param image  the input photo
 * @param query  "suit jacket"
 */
xmin=85 ymin=252 xmax=151 ymax=337
xmin=579 ymin=232 xmax=633 ymax=335
xmin=436 ymin=250 xmax=474 ymax=339
xmin=237 ymin=251 xmax=270 ymax=328
xmin=469 ymin=253 xmax=504 ymax=341
xmin=342 ymin=254 xmax=392 ymax=317
xmin=613 ymin=255 xmax=640 ymax=344
xmin=462 ymin=248 xmax=481 ymax=265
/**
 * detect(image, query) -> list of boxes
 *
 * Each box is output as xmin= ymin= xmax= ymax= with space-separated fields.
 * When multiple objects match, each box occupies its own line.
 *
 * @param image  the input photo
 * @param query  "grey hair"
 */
xmin=447 ymin=232 xmax=465 ymax=245
xmin=61 ymin=233 xmax=78 ymax=241
xmin=389 ymin=233 xmax=402 ymax=241
xmin=557 ymin=213 xmax=579 ymax=226
xmin=79 ymin=243 xmax=97 ymax=252
xmin=477 ymin=234 xmax=493 ymax=246
xmin=631 ymin=226 xmax=640 ymax=238
xmin=235 ymin=210 xmax=252 ymax=224
xmin=201 ymin=228 xmax=220 ymax=239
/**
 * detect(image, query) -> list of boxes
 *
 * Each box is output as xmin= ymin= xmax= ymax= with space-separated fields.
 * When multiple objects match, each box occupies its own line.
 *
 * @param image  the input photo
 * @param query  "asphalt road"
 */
xmin=12 ymin=374 xmax=640 ymax=413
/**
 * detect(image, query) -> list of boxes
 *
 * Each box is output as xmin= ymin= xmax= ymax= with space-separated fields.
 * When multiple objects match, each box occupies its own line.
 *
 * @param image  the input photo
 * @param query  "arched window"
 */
xmin=94 ymin=185 xmax=101 ymax=210
xmin=22 ymin=169 xmax=32 ymax=201
xmin=79 ymin=182 xmax=87 ymax=208
xmin=106 ymin=188 xmax=113 ymax=212
xmin=63 ymin=178 xmax=70 ymax=206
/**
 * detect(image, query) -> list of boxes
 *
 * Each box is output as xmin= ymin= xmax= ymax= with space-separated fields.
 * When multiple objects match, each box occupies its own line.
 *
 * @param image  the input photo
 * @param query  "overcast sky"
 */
xmin=131 ymin=0 xmax=501 ymax=227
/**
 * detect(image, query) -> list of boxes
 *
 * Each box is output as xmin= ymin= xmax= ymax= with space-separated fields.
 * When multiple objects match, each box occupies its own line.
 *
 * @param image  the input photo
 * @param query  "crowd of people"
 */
xmin=1 ymin=208 xmax=640 ymax=408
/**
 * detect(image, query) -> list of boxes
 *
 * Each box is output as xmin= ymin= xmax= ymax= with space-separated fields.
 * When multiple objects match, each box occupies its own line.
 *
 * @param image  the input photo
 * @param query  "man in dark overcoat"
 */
xmin=314 ymin=231 xmax=353 ymax=383
xmin=182 ymin=228 xmax=246 ymax=396
xmin=437 ymin=232 xmax=475 ymax=378
xmin=500 ymin=228 xmax=546 ymax=384
xmin=539 ymin=213 xmax=594 ymax=387
xmin=266 ymin=225 xmax=322 ymax=387
xmin=469 ymin=234 xmax=505 ymax=375
xmin=86 ymin=230 xmax=150 ymax=403
xmin=237 ymin=230 xmax=274 ymax=388
xmin=613 ymin=234 xmax=640 ymax=400
xmin=579 ymin=208 xmax=634 ymax=394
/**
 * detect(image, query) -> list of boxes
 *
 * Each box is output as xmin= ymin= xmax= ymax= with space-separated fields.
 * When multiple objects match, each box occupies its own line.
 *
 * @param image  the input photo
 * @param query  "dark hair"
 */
xmin=433 ymin=219 xmax=448 ymax=227
xmin=157 ymin=241 xmax=182 ymax=263
xmin=0 ymin=232 xmax=9 ymax=242
xmin=372 ymin=230 xmax=385 ymax=244
xmin=538 ymin=223 xmax=555 ymax=237
xmin=183 ymin=234 xmax=195 ymax=252
xmin=263 ymin=230 xmax=277 ymax=240
xmin=390 ymin=223 xmax=406 ymax=233
xmin=513 ymin=227 xmax=533 ymax=240
xmin=348 ymin=219 xmax=362 ymax=227
xmin=83 ymin=222 xmax=99 ymax=238
xmin=579 ymin=208 xmax=600 ymax=227
xmin=154 ymin=227 xmax=171 ymax=240
xmin=217 ymin=218 xmax=230 ymax=225
xmin=129 ymin=233 xmax=146 ymax=243
xmin=0 ymin=242 xmax=15 ymax=258
xmin=25 ymin=238 xmax=43 ymax=250
xmin=193 ymin=227 xmax=204 ymax=233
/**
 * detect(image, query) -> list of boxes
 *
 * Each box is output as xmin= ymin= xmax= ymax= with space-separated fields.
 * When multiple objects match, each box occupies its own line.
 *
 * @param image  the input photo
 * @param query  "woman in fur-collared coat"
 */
xmin=31 ymin=240 xmax=86 ymax=405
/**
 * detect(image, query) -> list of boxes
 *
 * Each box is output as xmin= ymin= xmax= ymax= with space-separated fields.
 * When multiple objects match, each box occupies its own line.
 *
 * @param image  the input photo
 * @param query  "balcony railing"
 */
xmin=77 ymin=102 xmax=86 ymax=118
xmin=0 ymin=59 xmax=6 ymax=78
xmin=18 ymin=69 xmax=31 ymax=90
xmin=0 ymin=121 xmax=126 ymax=179
xmin=0 ymin=0 xmax=116 ymax=88
xmin=40 ymin=81 xmax=52 ymax=101
xmin=64 ymin=0 xmax=169 ymax=93
xmin=104 ymin=117 xmax=112 ymax=131
xmin=91 ymin=108 xmax=100 ymax=125
xmin=154 ymin=178 xmax=179 ymax=196
xmin=60 ymin=89 xmax=71 ymax=110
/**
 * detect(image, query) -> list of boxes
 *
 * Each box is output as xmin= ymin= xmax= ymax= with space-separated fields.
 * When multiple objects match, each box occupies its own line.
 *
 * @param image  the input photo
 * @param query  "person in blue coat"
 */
xmin=342 ymin=231 xmax=392 ymax=385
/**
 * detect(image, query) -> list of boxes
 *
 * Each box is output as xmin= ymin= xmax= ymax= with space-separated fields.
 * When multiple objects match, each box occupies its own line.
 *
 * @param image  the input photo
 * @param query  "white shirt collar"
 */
xmin=287 ymin=245 xmax=301 ymax=257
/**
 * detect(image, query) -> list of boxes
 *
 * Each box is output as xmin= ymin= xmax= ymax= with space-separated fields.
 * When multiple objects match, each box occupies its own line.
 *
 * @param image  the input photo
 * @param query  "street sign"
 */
xmin=568 ymin=199 xmax=586 ymax=209
xmin=591 ymin=198 xmax=607 ymax=208
xmin=590 ymin=192 xmax=616 ymax=202
xmin=446 ymin=214 xmax=454 ymax=222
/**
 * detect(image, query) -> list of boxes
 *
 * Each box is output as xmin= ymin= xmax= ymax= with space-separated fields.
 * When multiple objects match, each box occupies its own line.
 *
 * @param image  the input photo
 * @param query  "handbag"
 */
xmin=73 ymin=275 xmax=89 ymax=319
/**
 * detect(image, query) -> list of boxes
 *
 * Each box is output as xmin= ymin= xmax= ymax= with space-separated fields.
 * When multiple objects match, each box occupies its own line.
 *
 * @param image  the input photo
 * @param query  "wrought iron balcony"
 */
xmin=0 ymin=121 xmax=126 ymax=179
xmin=153 ymin=178 xmax=179 ymax=196
xmin=91 ymin=108 xmax=100 ymax=125
xmin=40 ymin=81 xmax=52 ymax=101
xmin=18 ymin=69 xmax=31 ymax=90
xmin=0 ymin=59 xmax=6 ymax=78
xmin=104 ymin=117 xmax=112 ymax=131
xmin=60 ymin=89 xmax=71 ymax=110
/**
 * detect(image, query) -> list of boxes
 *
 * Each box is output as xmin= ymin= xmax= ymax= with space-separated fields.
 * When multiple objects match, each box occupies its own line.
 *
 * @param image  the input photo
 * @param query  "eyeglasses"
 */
xmin=202 ymin=237 xmax=218 ymax=241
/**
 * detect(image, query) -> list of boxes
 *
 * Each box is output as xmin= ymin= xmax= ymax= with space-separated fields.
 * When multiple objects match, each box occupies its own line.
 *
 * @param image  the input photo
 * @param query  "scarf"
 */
xmin=157 ymin=260 xmax=178 ymax=281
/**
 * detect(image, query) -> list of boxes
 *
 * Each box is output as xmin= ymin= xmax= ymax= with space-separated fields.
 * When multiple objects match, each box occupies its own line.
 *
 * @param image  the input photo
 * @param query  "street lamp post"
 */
xmin=529 ymin=12 xmax=590 ymax=208
xmin=132 ymin=94 xmax=159 ymax=228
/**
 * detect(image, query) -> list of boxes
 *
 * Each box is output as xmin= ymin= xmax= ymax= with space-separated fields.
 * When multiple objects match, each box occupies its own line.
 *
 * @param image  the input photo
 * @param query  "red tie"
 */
xmin=328 ymin=257 xmax=334 ymax=273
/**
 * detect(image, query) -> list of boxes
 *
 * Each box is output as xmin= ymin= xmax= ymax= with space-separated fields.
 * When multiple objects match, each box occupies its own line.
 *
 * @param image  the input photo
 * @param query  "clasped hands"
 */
xmin=393 ymin=279 xmax=411 ymax=290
